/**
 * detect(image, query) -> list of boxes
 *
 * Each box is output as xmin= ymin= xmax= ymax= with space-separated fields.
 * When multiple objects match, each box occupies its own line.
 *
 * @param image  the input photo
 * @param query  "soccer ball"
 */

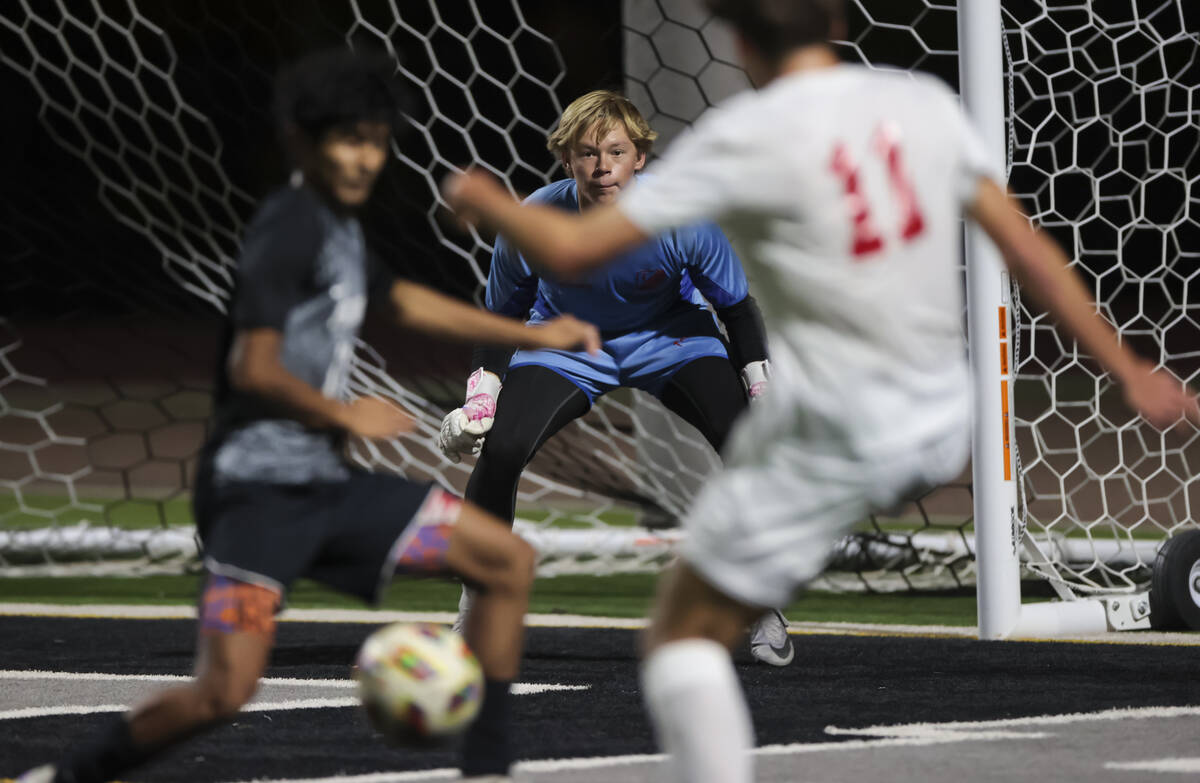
xmin=354 ymin=622 xmax=483 ymax=744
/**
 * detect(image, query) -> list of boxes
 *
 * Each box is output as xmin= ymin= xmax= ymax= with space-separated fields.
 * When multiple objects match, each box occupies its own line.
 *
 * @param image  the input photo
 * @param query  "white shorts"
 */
xmin=679 ymin=421 xmax=969 ymax=610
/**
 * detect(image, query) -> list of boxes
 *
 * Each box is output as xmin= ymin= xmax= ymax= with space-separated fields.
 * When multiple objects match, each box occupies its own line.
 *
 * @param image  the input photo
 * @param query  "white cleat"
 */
xmin=451 ymin=584 xmax=474 ymax=635
xmin=749 ymin=609 xmax=794 ymax=666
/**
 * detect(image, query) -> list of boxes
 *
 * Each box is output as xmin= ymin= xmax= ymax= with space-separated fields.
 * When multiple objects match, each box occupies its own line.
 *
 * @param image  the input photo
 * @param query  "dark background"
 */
xmin=3 ymin=1 xmax=1195 ymax=353
xmin=0 ymin=0 xmax=973 ymax=388
xmin=0 ymin=0 xmax=625 ymax=321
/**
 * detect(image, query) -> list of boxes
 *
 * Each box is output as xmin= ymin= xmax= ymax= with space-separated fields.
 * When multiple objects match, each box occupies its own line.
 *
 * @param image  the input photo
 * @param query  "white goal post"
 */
xmin=960 ymin=0 xmax=1108 ymax=639
xmin=963 ymin=0 xmax=1198 ymax=637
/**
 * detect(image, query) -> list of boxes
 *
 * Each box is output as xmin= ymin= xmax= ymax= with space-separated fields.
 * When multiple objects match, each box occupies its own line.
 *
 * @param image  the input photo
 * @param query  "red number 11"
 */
xmin=830 ymin=122 xmax=926 ymax=259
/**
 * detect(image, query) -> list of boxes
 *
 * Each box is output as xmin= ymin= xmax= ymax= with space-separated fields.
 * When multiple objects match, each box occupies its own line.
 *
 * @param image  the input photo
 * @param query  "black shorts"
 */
xmin=194 ymin=469 xmax=449 ymax=604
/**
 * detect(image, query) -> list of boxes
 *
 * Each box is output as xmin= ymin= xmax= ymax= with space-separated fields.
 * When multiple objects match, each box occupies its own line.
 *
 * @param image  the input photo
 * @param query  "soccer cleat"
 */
xmin=749 ymin=609 xmax=794 ymax=666
xmin=451 ymin=584 xmax=474 ymax=635
xmin=460 ymin=777 xmax=512 ymax=782
xmin=16 ymin=765 xmax=56 ymax=783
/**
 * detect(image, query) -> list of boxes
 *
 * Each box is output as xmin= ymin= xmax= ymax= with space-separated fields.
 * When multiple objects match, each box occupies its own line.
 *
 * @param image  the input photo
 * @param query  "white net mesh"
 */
xmin=0 ymin=0 xmax=709 ymax=576
xmin=1 ymin=1 xmax=1197 ymax=597
xmin=1002 ymin=1 xmax=1200 ymax=594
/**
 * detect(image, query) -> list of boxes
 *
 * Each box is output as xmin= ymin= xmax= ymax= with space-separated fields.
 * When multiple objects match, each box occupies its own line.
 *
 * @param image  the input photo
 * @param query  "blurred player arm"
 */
xmin=387 ymin=278 xmax=599 ymax=354
xmin=228 ymin=328 xmax=412 ymax=439
xmin=230 ymin=214 xmax=410 ymax=439
xmin=444 ymin=170 xmax=648 ymax=278
xmin=969 ymin=177 xmax=1200 ymax=429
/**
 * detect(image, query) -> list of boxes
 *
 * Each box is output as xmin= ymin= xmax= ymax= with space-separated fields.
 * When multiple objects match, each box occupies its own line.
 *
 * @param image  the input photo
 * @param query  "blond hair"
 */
xmin=546 ymin=90 xmax=658 ymax=158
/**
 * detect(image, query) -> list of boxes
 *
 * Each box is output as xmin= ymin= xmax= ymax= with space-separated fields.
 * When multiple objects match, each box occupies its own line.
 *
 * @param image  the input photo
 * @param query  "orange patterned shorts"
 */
xmin=199 ymin=574 xmax=281 ymax=635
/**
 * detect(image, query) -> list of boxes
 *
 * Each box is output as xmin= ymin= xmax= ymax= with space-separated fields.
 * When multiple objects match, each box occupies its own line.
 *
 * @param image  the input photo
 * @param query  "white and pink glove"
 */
xmin=438 ymin=368 xmax=502 ymax=463
xmin=741 ymin=359 xmax=771 ymax=401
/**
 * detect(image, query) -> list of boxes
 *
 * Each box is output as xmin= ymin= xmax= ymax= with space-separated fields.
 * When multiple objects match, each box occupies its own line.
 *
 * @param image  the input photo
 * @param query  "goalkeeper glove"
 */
xmin=438 ymin=368 xmax=501 ymax=463
xmin=741 ymin=359 xmax=770 ymax=401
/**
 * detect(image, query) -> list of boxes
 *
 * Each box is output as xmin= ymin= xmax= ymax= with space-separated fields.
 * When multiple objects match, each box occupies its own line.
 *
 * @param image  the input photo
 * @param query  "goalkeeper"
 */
xmin=437 ymin=90 xmax=791 ymax=666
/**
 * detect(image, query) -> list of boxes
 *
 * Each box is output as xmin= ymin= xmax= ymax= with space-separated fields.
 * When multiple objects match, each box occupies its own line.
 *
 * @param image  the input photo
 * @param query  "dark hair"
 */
xmin=273 ymin=47 xmax=407 ymax=141
xmin=705 ymin=0 xmax=843 ymax=63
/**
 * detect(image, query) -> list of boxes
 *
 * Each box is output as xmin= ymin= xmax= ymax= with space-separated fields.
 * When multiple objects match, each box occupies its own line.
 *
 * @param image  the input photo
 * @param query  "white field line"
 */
xmin=0 ymin=670 xmax=351 ymax=687
xmin=4 ymin=602 xmax=1199 ymax=644
xmin=219 ymin=754 xmax=678 ymax=783
xmin=0 ymin=670 xmax=587 ymax=721
xmin=209 ymin=703 xmax=1200 ymax=783
xmin=0 ymin=670 xmax=587 ymax=696
xmin=824 ymin=704 xmax=1200 ymax=737
xmin=0 ymin=603 xmax=647 ymax=628
xmin=0 ymin=699 xmax=360 ymax=721
xmin=0 ymin=602 xmax=984 ymax=636
xmin=1105 ymin=758 xmax=1200 ymax=773
xmin=220 ymin=772 xmax=462 ymax=783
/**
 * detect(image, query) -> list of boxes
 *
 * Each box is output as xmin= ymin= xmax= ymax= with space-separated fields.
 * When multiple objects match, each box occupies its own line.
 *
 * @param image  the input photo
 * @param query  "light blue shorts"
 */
xmin=508 ymin=307 xmax=728 ymax=402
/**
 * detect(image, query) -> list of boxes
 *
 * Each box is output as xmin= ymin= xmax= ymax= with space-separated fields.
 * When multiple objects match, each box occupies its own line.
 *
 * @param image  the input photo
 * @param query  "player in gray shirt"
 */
xmin=22 ymin=48 xmax=599 ymax=783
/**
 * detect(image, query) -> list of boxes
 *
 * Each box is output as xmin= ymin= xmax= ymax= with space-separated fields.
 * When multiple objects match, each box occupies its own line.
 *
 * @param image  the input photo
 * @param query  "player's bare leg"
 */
xmin=644 ymin=561 xmax=762 ymax=651
xmin=125 ymin=628 xmax=273 ymax=747
xmin=444 ymin=501 xmax=536 ymax=679
xmin=443 ymin=500 xmax=536 ymax=778
xmin=38 ymin=577 xmax=276 ymax=783
xmin=641 ymin=561 xmax=765 ymax=783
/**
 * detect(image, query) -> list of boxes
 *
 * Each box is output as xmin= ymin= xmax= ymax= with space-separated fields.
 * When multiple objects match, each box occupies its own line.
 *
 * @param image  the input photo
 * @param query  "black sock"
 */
xmin=55 ymin=717 xmax=152 ymax=783
xmin=460 ymin=678 xmax=513 ymax=776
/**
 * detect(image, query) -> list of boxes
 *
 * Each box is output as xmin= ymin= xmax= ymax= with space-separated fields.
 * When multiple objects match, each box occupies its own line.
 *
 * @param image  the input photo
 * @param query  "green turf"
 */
xmin=0 ymin=495 xmax=194 ymax=530
xmin=0 ymin=496 xmax=638 ymax=531
xmin=0 ymin=573 xmax=981 ymax=627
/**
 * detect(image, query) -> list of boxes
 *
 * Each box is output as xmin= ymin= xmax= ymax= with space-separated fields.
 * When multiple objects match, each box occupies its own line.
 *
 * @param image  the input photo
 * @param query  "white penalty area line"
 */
xmin=1106 ymin=758 xmax=1200 ymax=773
xmin=0 ymin=602 xmax=646 ymax=629
xmin=824 ymin=703 xmax=1200 ymax=738
xmin=220 ymin=771 xmax=459 ymax=783
xmin=215 ymin=754 xmax=679 ymax=783
xmin=0 ymin=670 xmax=588 ymax=696
xmin=213 ymin=703 xmax=1200 ymax=783
xmin=218 ymin=754 xmax=679 ymax=783
xmin=0 ymin=602 xmax=962 ymax=637
xmin=5 ymin=602 xmax=1199 ymax=645
xmin=0 ymin=670 xmax=587 ymax=721
xmin=0 ymin=698 xmax=360 ymax=722
xmin=0 ymin=670 xmax=353 ymax=687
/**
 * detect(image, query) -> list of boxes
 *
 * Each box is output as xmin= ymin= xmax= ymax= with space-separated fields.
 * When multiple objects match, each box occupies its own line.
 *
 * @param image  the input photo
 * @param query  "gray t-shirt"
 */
xmin=208 ymin=184 xmax=393 ymax=484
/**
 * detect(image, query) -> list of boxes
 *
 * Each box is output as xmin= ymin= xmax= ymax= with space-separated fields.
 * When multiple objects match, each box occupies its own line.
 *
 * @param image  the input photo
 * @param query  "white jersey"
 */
xmin=620 ymin=64 xmax=1000 ymax=458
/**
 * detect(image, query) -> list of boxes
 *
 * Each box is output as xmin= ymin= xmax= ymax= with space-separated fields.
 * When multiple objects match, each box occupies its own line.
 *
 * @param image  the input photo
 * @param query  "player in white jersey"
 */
xmin=443 ymin=1 xmax=1200 ymax=780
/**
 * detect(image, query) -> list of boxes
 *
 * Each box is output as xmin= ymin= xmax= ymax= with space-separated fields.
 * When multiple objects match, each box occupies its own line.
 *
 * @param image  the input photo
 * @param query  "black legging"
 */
xmin=464 ymin=356 xmax=747 ymax=524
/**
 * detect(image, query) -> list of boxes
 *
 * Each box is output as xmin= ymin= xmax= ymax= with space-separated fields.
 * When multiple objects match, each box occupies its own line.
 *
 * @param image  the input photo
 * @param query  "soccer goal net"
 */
xmin=1 ymin=0 xmax=1197 ymax=628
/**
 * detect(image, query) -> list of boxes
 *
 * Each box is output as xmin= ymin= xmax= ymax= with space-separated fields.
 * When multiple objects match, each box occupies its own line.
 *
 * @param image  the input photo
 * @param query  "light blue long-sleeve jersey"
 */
xmin=485 ymin=178 xmax=749 ymax=332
